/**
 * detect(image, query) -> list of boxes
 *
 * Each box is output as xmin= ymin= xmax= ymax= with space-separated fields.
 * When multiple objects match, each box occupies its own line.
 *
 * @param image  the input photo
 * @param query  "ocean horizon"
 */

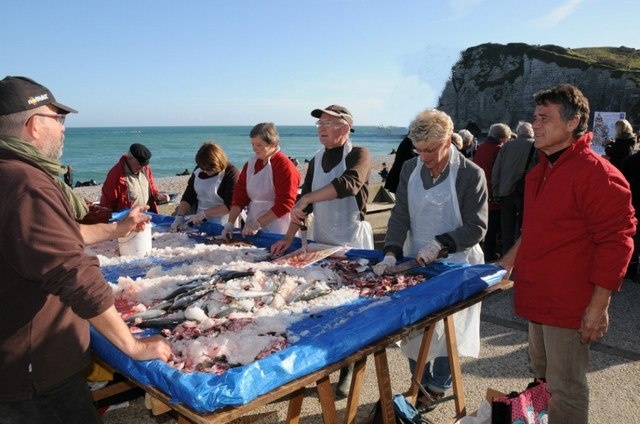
xmin=62 ymin=125 xmax=407 ymax=184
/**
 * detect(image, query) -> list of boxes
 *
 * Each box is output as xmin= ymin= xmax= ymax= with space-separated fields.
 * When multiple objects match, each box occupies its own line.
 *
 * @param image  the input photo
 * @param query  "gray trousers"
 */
xmin=528 ymin=322 xmax=590 ymax=424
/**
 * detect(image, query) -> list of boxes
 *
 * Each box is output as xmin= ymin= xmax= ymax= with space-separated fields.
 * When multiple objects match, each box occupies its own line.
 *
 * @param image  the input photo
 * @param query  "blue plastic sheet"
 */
xmin=91 ymin=213 xmax=506 ymax=413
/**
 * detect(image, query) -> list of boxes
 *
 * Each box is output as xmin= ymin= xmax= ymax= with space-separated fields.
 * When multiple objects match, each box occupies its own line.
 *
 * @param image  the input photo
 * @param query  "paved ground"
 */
xmin=101 ymin=277 xmax=640 ymax=424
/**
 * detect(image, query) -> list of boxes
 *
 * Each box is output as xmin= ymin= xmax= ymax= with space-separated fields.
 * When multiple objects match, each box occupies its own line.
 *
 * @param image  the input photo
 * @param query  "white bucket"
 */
xmin=118 ymin=223 xmax=152 ymax=257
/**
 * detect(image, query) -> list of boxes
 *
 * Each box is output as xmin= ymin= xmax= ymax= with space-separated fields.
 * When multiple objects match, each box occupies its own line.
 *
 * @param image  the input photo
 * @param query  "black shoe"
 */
xmin=415 ymin=388 xmax=445 ymax=413
xmin=335 ymin=364 xmax=354 ymax=399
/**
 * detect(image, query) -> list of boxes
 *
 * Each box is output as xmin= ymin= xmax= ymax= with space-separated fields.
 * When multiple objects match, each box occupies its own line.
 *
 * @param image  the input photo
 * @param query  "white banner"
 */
xmin=592 ymin=111 xmax=626 ymax=155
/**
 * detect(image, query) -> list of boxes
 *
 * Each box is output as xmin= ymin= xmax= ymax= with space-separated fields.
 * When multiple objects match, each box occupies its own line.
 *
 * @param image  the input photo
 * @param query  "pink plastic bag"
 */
xmin=491 ymin=378 xmax=550 ymax=424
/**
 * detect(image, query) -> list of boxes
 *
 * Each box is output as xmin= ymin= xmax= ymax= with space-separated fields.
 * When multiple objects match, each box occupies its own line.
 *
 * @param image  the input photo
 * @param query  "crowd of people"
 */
xmin=0 ymin=74 xmax=637 ymax=424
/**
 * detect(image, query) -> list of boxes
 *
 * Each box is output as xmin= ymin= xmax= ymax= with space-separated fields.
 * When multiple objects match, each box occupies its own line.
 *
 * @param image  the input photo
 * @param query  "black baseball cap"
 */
xmin=311 ymin=104 xmax=355 ymax=133
xmin=0 ymin=76 xmax=77 ymax=116
xmin=129 ymin=143 xmax=152 ymax=166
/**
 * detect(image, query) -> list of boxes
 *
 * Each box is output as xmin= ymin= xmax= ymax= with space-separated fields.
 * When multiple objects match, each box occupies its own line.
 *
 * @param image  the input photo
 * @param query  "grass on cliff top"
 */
xmin=569 ymin=47 xmax=640 ymax=71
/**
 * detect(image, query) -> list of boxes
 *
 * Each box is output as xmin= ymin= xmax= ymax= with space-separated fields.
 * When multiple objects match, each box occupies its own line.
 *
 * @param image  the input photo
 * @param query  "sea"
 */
xmin=61 ymin=126 xmax=407 ymax=184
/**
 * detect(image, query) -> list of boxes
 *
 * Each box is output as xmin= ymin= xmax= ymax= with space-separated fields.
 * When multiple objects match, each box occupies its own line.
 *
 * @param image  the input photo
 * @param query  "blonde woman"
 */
xmin=374 ymin=108 xmax=488 ymax=413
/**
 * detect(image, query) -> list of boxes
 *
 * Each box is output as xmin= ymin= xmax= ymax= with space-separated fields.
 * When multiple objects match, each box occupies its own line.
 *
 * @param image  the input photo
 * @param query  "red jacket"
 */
xmin=473 ymin=137 xmax=503 ymax=210
xmin=514 ymin=133 xmax=636 ymax=329
xmin=100 ymin=155 xmax=160 ymax=213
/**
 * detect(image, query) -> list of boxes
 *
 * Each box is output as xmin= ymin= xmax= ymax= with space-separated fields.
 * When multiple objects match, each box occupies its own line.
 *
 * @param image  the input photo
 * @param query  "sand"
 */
xmin=73 ymin=154 xmax=395 ymax=215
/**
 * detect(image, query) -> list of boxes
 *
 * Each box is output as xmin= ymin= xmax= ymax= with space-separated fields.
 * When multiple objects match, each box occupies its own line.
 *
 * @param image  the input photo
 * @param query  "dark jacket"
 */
xmin=384 ymin=136 xmax=417 ymax=193
xmin=0 ymin=146 xmax=113 ymax=402
xmin=605 ymin=136 xmax=636 ymax=170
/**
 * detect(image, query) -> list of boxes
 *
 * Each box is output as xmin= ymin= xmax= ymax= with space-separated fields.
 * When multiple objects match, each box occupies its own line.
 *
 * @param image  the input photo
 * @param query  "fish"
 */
xmin=161 ymin=278 xmax=207 ymax=300
xmin=136 ymin=313 xmax=187 ymax=329
xmin=168 ymin=286 xmax=216 ymax=311
xmin=166 ymin=270 xmax=256 ymax=311
xmin=124 ymin=308 xmax=166 ymax=323
xmin=218 ymin=289 xmax=275 ymax=299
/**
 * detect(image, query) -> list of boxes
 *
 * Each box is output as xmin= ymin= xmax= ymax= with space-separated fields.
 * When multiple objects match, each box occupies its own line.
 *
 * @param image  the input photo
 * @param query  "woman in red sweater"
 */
xmin=224 ymin=123 xmax=300 ymax=237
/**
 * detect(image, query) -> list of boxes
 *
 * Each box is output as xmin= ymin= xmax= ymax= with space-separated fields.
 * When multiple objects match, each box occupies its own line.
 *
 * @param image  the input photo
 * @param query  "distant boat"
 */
xmin=376 ymin=125 xmax=407 ymax=136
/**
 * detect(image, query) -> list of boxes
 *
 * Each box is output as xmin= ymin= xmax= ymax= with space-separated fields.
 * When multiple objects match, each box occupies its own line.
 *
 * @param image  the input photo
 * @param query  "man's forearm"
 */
xmin=89 ymin=305 xmax=139 ymax=355
xmin=80 ymin=222 xmax=119 ymax=245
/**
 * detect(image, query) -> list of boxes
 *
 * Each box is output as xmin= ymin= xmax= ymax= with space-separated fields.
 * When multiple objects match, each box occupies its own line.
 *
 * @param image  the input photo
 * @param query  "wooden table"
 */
xmin=99 ymin=278 xmax=512 ymax=424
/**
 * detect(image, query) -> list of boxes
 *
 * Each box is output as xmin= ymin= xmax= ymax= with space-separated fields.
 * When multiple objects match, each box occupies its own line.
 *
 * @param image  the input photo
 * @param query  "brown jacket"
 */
xmin=0 ymin=146 xmax=113 ymax=401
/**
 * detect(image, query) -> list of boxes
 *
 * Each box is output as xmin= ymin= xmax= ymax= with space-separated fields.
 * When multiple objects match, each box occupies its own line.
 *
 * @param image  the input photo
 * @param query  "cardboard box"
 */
xmin=454 ymin=388 xmax=506 ymax=423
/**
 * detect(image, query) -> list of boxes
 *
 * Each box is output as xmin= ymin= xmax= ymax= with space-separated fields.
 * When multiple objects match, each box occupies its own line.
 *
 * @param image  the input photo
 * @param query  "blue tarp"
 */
xmin=91 ymin=213 xmax=506 ymax=413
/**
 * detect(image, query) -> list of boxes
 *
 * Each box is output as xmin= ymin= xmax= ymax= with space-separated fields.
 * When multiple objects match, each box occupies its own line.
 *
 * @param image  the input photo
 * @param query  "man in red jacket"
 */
xmin=100 ymin=143 xmax=169 ymax=213
xmin=500 ymin=84 xmax=636 ymax=423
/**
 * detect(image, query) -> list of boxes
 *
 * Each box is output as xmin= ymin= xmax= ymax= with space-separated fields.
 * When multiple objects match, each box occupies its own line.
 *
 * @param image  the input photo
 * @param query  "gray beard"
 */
xmin=43 ymin=144 xmax=63 ymax=160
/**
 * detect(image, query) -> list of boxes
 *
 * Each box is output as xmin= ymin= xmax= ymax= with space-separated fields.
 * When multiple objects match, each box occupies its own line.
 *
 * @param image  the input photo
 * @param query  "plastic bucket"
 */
xmin=118 ymin=223 xmax=152 ymax=257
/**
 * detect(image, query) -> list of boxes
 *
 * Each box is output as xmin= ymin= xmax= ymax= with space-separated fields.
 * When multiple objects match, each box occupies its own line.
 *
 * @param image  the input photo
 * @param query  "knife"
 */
xmin=299 ymin=220 xmax=308 ymax=257
xmin=384 ymin=250 xmax=449 ymax=275
xmin=384 ymin=259 xmax=420 ymax=275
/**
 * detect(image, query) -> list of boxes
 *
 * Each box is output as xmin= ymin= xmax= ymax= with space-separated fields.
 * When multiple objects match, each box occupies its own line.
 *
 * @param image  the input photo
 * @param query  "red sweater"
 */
xmin=100 ymin=155 xmax=160 ymax=213
xmin=514 ymin=133 xmax=636 ymax=328
xmin=473 ymin=137 xmax=503 ymax=211
xmin=231 ymin=150 xmax=300 ymax=217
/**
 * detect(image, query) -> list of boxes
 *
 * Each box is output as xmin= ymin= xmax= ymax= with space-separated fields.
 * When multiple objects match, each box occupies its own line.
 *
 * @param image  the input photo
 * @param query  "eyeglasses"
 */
xmin=413 ymin=139 xmax=449 ymax=155
xmin=315 ymin=120 xmax=344 ymax=128
xmin=29 ymin=113 xmax=66 ymax=125
xmin=413 ymin=146 xmax=438 ymax=155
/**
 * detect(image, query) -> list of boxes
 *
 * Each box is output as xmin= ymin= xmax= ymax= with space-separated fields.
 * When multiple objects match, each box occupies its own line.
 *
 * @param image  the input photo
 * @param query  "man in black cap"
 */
xmin=100 ymin=142 xmax=169 ymax=213
xmin=271 ymin=104 xmax=373 ymax=399
xmin=0 ymin=76 xmax=172 ymax=423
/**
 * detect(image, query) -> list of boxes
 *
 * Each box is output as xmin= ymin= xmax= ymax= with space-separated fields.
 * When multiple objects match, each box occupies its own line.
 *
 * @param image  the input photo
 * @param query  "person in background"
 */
xmin=271 ymin=104 xmax=373 ymax=399
xmin=491 ymin=121 xmax=537 ymax=253
xmin=100 ymin=143 xmax=170 ymax=213
xmin=222 ymin=122 xmax=300 ymax=237
xmin=373 ymin=109 xmax=487 ymax=413
xmin=0 ymin=75 xmax=172 ymax=424
xmin=171 ymin=142 xmax=239 ymax=230
xmin=383 ymin=134 xmax=417 ymax=193
xmin=64 ymin=164 xmax=74 ymax=187
xmin=605 ymin=118 xmax=636 ymax=170
xmin=450 ymin=132 xmax=464 ymax=151
xmin=473 ymin=123 xmax=511 ymax=261
xmin=500 ymin=84 xmax=635 ymax=423
xmin=621 ymin=148 xmax=640 ymax=282
xmin=458 ymin=129 xmax=476 ymax=158
xmin=379 ymin=162 xmax=389 ymax=182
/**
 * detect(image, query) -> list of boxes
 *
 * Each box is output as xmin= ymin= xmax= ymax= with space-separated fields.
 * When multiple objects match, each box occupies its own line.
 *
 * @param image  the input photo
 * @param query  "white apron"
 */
xmin=193 ymin=168 xmax=228 ymax=225
xmin=309 ymin=142 xmax=373 ymax=249
xmin=245 ymin=154 xmax=291 ymax=235
xmin=399 ymin=145 xmax=483 ymax=362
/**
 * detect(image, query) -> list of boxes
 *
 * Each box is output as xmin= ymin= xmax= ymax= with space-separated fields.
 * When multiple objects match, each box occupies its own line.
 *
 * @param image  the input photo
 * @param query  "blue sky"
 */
xmin=3 ymin=0 xmax=638 ymax=127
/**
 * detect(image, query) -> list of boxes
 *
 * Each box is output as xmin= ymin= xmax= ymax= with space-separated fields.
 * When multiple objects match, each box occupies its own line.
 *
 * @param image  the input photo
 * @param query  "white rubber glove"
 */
xmin=186 ymin=210 xmax=207 ymax=226
xmin=373 ymin=255 xmax=397 ymax=276
xmin=242 ymin=219 xmax=261 ymax=237
xmin=221 ymin=222 xmax=234 ymax=240
xmin=416 ymin=239 xmax=443 ymax=265
xmin=170 ymin=215 xmax=185 ymax=231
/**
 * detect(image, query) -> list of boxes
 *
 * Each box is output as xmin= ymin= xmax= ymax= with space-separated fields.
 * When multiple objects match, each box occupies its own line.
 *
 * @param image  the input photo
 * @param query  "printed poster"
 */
xmin=592 ymin=111 xmax=626 ymax=155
